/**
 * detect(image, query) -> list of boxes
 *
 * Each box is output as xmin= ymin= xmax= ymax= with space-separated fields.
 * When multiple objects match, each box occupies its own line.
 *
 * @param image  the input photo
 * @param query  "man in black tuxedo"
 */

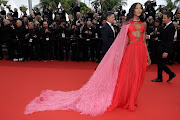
xmin=14 ymin=20 xmax=27 ymax=60
xmin=101 ymin=12 xmax=115 ymax=58
xmin=152 ymin=11 xmax=176 ymax=82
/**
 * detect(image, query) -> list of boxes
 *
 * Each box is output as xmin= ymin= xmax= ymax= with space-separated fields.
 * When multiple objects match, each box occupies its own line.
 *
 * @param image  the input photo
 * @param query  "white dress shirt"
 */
xmin=106 ymin=21 xmax=115 ymax=37
xmin=164 ymin=21 xmax=172 ymax=29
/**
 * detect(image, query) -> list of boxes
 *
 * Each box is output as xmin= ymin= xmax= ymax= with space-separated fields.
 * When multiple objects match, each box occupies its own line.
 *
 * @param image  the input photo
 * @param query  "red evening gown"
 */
xmin=108 ymin=20 xmax=147 ymax=111
xmin=25 ymin=20 xmax=147 ymax=116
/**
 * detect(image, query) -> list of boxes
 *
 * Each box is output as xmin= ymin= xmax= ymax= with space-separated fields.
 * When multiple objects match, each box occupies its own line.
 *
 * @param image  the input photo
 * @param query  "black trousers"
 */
xmin=6 ymin=42 xmax=14 ymax=59
xmin=43 ymin=41 xmax=53 ymax=60
xmin=57 ymin=38 xmax=70 ymax=61
xmin=89 ymin=39 xmax=101 ymax=61
xmin=176 ymin=41 xmax=180 ymax=62
xmin=0 ymin=43 xmax=3 ymax=58
xmin=149 ymin=40 xmax=160 ymax=63
xmin=157 ymin=47 xmax=173 ymax=79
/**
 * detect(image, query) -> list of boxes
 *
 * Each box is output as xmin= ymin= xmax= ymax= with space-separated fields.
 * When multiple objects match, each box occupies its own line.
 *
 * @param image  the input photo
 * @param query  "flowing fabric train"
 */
xmin=24 ymin=23 xmax=130 ymax=116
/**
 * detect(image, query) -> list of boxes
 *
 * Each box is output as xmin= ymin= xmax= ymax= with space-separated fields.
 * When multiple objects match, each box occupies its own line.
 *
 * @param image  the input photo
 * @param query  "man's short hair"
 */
xmin=155 ymin=19 xmax=160 ymax=23
xmin=29 ymin=22 xmax=34 ymax=26
xmin=164 ymin=11 xmax=173 ymax=20
xmin=106 ymin=12 xmax=114 ymax=18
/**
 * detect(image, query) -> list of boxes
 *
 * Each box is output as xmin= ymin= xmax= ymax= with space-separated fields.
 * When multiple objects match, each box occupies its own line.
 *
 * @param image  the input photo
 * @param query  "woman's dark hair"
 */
xmin=126 ymin=3 xmax=145 ymax=22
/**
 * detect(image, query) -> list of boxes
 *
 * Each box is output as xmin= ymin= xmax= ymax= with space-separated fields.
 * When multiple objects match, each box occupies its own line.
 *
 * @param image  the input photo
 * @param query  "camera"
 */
xmin=20 ymin=7 xmax=22 ymax=11
xmin=69 ymin=2 xmax=74 ymax=13
xmin=71 ymin=2 xmax=74 ymax=8
xmin=80 ymin=23 xmax=83 ymax=27
xmin=6 ymin=5 xmax=11 ymax=9
xmin=145 ymin=0 xmax=156 ymax=12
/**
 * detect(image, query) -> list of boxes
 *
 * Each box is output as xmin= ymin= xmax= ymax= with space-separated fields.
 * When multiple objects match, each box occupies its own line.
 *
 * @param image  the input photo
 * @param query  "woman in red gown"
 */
xmin=108 ymin=3 xmax=151 ymax=112
xmin=25 ymin=3 xmax=151 ymax=116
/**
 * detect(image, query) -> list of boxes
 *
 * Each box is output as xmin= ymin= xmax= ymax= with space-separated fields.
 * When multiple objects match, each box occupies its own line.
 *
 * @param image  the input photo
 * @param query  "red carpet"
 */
xmin=0 ymin=60 xmax=179 ymax=120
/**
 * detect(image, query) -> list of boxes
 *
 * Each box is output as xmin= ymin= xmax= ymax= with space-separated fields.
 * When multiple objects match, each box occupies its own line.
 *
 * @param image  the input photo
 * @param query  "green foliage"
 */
xmin=0 ymin=0 xmax=8 ymax=6
xmin=61 ymin=0 xmax=88 ymax=14
xmin=91 ymin=0 xmax=127 ymax=12
xmin=38 ymin=0 xmax=88 ymax=14
xmin=38 ymin=0 xmax=60 ymax=10
xmin=164 ymin=0 xmax=178 ymax=10
xmin=20 ymin=5 xmax=28 ymax=12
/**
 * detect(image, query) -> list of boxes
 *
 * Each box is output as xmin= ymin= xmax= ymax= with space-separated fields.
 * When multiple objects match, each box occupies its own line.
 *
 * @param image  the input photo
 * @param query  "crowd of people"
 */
xmin=0 ymin=1 xmax=180 ymax=64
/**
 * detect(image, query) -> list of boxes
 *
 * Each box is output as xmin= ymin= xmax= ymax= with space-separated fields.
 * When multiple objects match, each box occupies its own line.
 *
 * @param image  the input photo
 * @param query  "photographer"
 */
xmin=69 ymin=20 xmax=83 ymax=61
xmin=59 ymin=6 xmax=66 ymax=20
xmin=40 ymin=21 xmax=53 ymax=61
xmin=146 ymin=16 xmax=154 ymax=35
xmin=67 ymin=14 xmax=74 ymax=31
xmin=168 ymin=22 xmax=180 ymax=64
xmin=156 ymin=11 xmax=163 ymax=26
xmin=117 ymin=6 xmax=126 ymax=20
xmin=0 ymin=20 xmax=3 ymax=60
xmin=55 ymin=20 xmax=69 ymax=61
xmin=49 ymin=21 xmax=57 ymax=60
xmin=173 ymin=9 xmax=180 ymax=25
xmin=82 ymin=21 xmax=95 ymax=62
xmin=0 ymin=7 xmax=6 ymax=18
xmin=34 ymin=15 xmax=43 ymax=26
xmin=14 ymin=20 xmax=28 ymax=61
xmin=22 ymin=11 xmax=27 ymax=17
xmin=33 ymin=8 xmax=41 ymax=16
xmin=87 ymin=8 xmax=93 ymax=21
xmin=113 ymin=20 xmax=120 ymax=37
xmin=9 ymin=7 xmax=18 ymax=19
xmin=6 ymin=13 xmax=15 ymax=24
xmin=1 ymin=19 xmax=14 ymax=60
xmin=75 ymin=12 xmax=82 ymax=26
xmin=92 ymin=19 xmax=102 ymax=63
xmin=22 ymin=16 xmax=29 ymax=28
xmin=54 ymin=6 xmax=66 ymax=20
xmin=28 ymin=13 xmax=35 ymax=22
xmin=97 ymin=8 xmax=102 ymax=19
xmin=24 ymin=22 xmax=39 ymax=61
xmin=94 ymin=13 xmax=101 ymax=25
xmin=43 ymin=6 xmax=53 ymax=21
xmin=43 ymin=15 xmax=51 ymax=25
xmin=144 ymin=0 xmax=156 ymax=19
xmin=54 ymin=14 xmax=61 ymax=25
xmin=73 ymin=2 xmax=80 ymax=20
xmin=12 ymin=8 xmax=18 ymax=18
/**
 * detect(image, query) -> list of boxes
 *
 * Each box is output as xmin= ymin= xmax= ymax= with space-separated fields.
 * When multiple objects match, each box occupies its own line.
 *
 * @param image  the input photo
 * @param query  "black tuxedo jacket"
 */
xmin=158 ymin=22 xmax=175 ymax=54
xmin=101 ymin=22 xmax=115 ymax=53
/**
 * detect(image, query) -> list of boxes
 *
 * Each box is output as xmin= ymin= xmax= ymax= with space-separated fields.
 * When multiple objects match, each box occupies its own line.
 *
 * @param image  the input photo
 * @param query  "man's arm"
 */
xmin=101 ymin=26 xmax=109 ymax=47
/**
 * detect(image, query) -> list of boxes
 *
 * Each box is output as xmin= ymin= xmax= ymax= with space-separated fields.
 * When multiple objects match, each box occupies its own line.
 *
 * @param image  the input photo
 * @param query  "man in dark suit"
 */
xmin=101 ymin=12 xmax=115 ymax=58
xmin=152 ymin=11 xmax=176 ymax=82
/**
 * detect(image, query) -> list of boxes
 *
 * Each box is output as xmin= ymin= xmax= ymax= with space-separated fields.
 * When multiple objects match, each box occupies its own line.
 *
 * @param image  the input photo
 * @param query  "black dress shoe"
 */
xmin=167 ymin=72 xmax=176 ymax=82
xmin=152 ymin=78 xmax=163 ymax=82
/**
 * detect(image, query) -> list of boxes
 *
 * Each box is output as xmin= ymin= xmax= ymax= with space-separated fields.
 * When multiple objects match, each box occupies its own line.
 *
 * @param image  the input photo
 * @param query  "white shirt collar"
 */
xmin=165 ymin=21 xmax=172 ymax=28
xmin=106 ymin=21 xmax=112 ymax=26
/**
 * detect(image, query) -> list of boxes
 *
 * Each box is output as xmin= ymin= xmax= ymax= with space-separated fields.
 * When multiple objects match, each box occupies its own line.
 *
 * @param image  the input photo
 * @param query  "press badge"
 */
xmin=86 ymin=39 xmax=90 ymax=41
xmin=29 ymin=38 xmax=33 ymax=42
xmin=46 ymin=37 xmax=49 ymax=41
xmin=62 ymin=33 xmax=65 ymax=38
